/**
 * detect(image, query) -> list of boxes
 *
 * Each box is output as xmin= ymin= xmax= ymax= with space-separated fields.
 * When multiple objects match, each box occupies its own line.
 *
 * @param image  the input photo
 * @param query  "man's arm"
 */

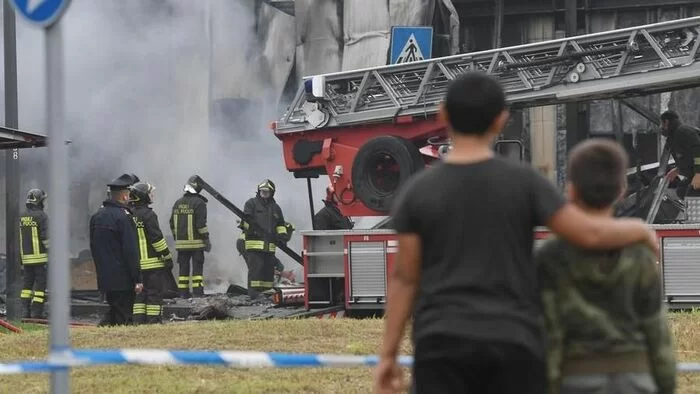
xmin=195 ymin=201 xmax=209 ymax=240
xmin=119 ymin=213 xmax=142 ymax=284
xmin=530 ymin=171 xmax=657 ymax=254
xmin=144 ymin=211 xmax=172 ymax=259
xmin=275 ymin=205 xmax=290 ymax=242
xmin=380 ymin=233 xmax=421 ymax=360
xmin=240 ymin=199 xmax=254 ymax=233
xmin=635 ymin=246 xmax=676 ymax=394
xmin=39 ymin=212 xmax=49 ymax=249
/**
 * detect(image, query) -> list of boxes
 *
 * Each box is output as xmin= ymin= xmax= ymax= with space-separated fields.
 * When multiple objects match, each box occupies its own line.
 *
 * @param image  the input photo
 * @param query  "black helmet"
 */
xmin=256 ymin=179 xmax=276 ymax=197
xmin=129 ymin=182 xmax=155 ymax=205
xmin=185 ymin=175 xmax=202 ymax=194
xmin=26 ymin=188 xmax=47 ymax=207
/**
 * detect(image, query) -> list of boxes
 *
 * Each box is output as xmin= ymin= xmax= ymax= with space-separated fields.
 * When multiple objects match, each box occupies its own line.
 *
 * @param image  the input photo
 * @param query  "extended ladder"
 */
xmin=275 ymin=16 xmax=700 ymax=134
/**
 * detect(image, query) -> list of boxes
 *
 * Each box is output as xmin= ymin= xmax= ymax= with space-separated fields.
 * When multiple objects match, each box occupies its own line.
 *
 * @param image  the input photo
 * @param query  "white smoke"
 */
xmin=1 ymin=0 xmax=330 ymax=289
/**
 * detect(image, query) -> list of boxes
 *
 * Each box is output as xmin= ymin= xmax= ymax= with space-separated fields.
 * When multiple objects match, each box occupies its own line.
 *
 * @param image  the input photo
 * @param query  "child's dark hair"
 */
xmin=444 ymin=72 xmax=506 ymax=135
xmin=568 ymin=138 xmax=629 ymax=209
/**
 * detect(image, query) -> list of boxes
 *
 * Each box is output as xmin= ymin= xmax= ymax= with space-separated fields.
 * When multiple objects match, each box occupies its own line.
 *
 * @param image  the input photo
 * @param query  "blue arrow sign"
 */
xmin=9 ymin=0 xmax=71 ymax=28
xmin=390 ymin=26 xmax=433 ymax=65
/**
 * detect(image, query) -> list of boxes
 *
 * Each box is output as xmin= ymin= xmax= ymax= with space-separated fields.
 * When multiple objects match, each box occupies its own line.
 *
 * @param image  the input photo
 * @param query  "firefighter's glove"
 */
xmin=204 ymin=239 xmax=212 ymax=253
xmin=163 ymin=257 xmax=174 ymax=270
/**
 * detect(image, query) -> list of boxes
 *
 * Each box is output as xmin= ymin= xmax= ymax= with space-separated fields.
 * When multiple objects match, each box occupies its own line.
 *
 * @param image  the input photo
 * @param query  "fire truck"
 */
xmin=270 ymin=16 xmax=700 ymax=315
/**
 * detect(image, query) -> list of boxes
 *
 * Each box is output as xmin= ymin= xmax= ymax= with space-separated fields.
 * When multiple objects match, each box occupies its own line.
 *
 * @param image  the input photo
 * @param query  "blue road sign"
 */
xmin=9 ymin=0 xmax=71 ymax=28
xmin=390 ymin=26 xmax=433 ymax=65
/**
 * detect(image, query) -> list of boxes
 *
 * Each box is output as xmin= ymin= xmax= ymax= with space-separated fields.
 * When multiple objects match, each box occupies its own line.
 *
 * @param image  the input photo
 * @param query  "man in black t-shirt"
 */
xmin=372 ymin=72 xmax=659 ymax=394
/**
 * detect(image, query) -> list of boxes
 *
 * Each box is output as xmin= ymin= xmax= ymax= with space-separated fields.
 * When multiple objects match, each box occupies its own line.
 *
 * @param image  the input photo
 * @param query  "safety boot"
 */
xmin=192 ymin=287 xmax=205 ymax=298
xmin=30 ymin=302 xmax=45 ymax=319
xmin=179 ymin=290 xmax=192 ymax=299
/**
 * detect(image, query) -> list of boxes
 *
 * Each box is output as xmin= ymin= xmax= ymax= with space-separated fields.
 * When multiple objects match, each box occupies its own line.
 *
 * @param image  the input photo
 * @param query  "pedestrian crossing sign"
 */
xmin=390 ymin=26 xmax=433 ymax=65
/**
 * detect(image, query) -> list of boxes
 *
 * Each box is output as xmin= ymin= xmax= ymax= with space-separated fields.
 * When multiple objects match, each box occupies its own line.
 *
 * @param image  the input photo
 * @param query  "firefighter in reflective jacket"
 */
xmin=240 ymin=179 xmax=289 ymax=298
xmin=237 ymin=222 xmax=296 ymax=284
xmin=170 ymin=176 xmax=210 ymax=298
xmin=19 ymin=189 xmax=49 ymax=318
xmin=130 ymin=183 xmax=173 ymax=324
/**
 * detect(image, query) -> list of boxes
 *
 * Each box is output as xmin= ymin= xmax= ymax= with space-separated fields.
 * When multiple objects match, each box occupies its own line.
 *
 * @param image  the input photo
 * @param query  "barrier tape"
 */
xmin=0 ymin=349 xmax=698 ymax=375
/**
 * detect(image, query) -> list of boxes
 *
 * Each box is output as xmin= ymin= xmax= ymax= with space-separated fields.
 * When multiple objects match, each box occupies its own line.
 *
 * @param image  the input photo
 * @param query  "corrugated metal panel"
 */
xmin=342 ymin=0 xmax=391 ymax=70
xmin=662 ymin=237 xmax=700 ymax=296
xmin=349 ymin=241 xmax=387 ymax=298
xmin=294 ymin=0 xmax=342 ymax=77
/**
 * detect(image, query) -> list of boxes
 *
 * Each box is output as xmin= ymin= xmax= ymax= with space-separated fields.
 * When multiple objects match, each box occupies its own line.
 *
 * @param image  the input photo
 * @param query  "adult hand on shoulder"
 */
xmin=135 ymin=283 xmax=144 ymax=294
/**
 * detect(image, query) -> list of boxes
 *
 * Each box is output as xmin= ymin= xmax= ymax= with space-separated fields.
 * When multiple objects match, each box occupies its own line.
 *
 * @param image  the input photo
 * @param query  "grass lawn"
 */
xmin=0 ymin=312 xmax=698 ymax=393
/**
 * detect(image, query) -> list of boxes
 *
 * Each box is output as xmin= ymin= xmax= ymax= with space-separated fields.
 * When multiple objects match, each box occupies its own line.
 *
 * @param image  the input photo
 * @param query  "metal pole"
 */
xmin=306 ymin=178 xmax=315 ymax=229
xmin=46 ymin=19 xmax=70 ymax=394
xmin=3 ymin=0 xmax=20 ymax=321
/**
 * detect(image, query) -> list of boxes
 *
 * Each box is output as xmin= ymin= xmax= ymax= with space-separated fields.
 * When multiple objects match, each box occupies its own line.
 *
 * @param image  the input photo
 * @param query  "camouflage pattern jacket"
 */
xmin=536 ymin=239 xmax=676 ymax=394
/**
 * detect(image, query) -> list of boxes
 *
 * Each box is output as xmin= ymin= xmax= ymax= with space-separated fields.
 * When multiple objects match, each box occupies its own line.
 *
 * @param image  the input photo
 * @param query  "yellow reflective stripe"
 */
xmin=245 ymin=240 xmax=265 ymax=250
xmin=250 ymin=280 xmax=273 ymax=288
xmin=187 ymin=214 xmax=194 ymax=241
xmin=192 ymin=275 xmax=204 ymax=281
xmin=141 ymin=261 xmax=165 ymax=270
xmin=178 ymin=276 xmax=190 ymax=289
xmin=137 ymin=227 xmax=149 ymax=262
xmin=32 ymin=227 xmax=40 ymax=255
xmin=268 ymin=244 xmax=276 ymax=252
xmin=173 ymin=215 xmax=178 ymax=239
xmin=161 ymin=253 xmax=173 ymax=261
xmin=19 ymin=229 xmax=23 ymax=259
xmin=241 ymin=221 xmax=249 ymax=230
xmin=133 ymin=303 xmax=146 ymax=314
xmin=198 ymin=226 xmax=208 ymax=234
xmin=695 ymin=157 xmax=700 ymax=165
xmin=22 ymin=255 xmax=48 ymax=264
xmin=239 ymin=233 xmax=245 ymax=240
xmin=276 ymin=226 xmax=287 ymax=234
xmin=175 ymin=240 xmax=205 ymax=250
xmin=152 ymin=239 xmax=168 ymax=252
xmin=146 ymin=305 xmax=162 ymax=316
xmin=20 ymin=289 xmax=33 ymax=298
xmin=34 ymin=291 xmax=45 ymax=297
xmin=32 ymin=296 xmax=45 ymax=304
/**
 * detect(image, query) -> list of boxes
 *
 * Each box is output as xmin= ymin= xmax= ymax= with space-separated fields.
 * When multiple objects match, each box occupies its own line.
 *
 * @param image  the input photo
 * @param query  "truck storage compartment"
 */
xmin=303 ymin=231 xmax=346 ymax=308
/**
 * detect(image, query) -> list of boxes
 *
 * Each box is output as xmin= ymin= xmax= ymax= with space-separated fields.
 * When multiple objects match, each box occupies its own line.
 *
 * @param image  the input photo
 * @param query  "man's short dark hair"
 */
xmin=661 ymin=110 xmax=679 ymax=122
xmin=444 ymin=72 xmax=507 ymax=135
xmin=568 ymin=138 xmax=629 ymax=209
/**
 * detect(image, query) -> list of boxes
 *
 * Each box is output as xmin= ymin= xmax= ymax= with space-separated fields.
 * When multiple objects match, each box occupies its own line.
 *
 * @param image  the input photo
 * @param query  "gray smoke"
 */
xmin=1 ymin=0 xmax=331 ymax=289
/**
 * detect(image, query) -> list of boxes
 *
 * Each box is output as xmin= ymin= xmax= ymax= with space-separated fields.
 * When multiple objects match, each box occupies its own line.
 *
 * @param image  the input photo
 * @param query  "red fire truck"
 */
xmin=271 ymin=16 xmax=700 ymax=315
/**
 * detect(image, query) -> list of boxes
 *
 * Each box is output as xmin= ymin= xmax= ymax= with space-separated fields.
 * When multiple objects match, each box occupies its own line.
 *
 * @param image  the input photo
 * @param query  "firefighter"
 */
xmin=237 ymin=222 xmax=296 ymax=285
xmin=313 ymin=185 xmax=354 ymax=230
xmin=170 ymin=176 xmax=211 ymax=298
xmin=661 ymin=110 xmax=700 ymax=198
xmin=129 ymin=182 xmax=173 ymax=324
xmin=19 ymin=188 xmax=49 ymax=318
xmin=241 ymin=179 xmax=290 ymax=298
xmin=90 ymin=174 xmax=143 ymax=326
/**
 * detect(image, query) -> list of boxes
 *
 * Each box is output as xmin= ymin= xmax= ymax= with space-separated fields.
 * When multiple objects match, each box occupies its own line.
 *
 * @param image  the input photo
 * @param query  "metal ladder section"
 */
xmin=275 ymin=16 xmax=700 ymax=134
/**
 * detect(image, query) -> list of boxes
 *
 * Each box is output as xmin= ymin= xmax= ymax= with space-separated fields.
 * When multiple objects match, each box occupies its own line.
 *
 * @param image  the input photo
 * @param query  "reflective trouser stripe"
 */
xmin=146 ymin=305 xmax=162 ymax=316
xmin=250 ymin=280 xmax=273 ymax=289
xmin=192 ymin=275 xmax=204 ymax=288
xmin=178 ymin=276 xmax=190 ymax=289
xmin=20 ymin=289 xmax=33 ymax=299
xmin=32 ymin=290 xmax=45 ymax=304
xmin=133 ymin=303 xmax=146 ymax=315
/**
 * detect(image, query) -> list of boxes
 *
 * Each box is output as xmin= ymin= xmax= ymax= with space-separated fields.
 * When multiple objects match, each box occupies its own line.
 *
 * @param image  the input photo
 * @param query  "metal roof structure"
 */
xmin=0 ymin=125 xmax=46 ymax=150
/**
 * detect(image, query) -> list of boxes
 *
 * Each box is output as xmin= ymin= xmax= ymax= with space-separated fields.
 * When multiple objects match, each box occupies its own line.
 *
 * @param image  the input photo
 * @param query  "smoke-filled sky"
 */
xmin=0 ymin=0 xmax=343 ymax=288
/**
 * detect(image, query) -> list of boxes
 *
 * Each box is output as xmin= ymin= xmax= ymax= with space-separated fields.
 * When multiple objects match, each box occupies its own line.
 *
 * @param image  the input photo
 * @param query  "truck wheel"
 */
xmin=351 ymin=136 xmax=424 ymax=212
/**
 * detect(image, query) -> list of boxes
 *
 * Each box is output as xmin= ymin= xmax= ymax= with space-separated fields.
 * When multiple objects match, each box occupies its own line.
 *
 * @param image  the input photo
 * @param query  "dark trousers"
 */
xmin=247 ymin=251 xmax=275 ymax=297
xmin=133 ymin=269 xmax=167 ymax=324
xmin=99 ymin=290 xmax=135 ymax=327
xmin=21 ymin=264 xmax=47 ymax=318
xmin=412 ymin=337 xmax=546 ymax=394
xmin=177 ymin=250 xmax=205 ymax=296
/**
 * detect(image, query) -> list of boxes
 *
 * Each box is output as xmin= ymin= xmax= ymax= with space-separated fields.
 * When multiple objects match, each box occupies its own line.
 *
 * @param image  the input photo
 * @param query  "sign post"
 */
xmin=389 ymin=26 xmax=434 ymax=65
xmin=8 ymin=0 xmax=72 ymax=393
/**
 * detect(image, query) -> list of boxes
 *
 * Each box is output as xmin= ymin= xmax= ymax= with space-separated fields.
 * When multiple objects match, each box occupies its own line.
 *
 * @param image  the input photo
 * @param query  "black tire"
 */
xmin=351 ymin=136 xmax=424 ymax=213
